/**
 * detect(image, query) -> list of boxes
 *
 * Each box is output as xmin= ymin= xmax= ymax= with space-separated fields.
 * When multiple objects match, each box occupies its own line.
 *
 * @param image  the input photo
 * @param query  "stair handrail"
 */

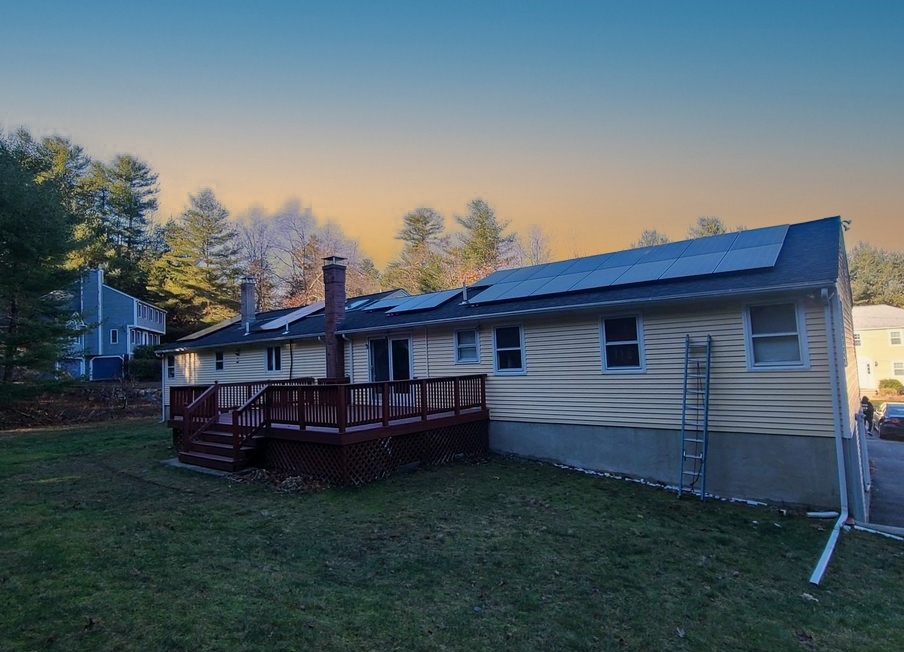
xmin=183 ymin=382 xmax=220 ymax=451
xmin=232 ymin=386 xmax=270 ymax=457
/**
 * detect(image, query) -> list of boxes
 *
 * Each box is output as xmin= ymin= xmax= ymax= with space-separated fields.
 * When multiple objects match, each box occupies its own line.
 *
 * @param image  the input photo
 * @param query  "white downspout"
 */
xmin=809 ymin=287 xmax=849 ymax=585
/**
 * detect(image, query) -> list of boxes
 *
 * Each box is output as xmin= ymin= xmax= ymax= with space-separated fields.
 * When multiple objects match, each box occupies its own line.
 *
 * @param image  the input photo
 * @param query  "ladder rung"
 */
xmin=683 ymin=437 xmax=704 ymax=443
xmin=682 ymin=470 xmax=701 ymax=476
xmin=683 ymin=453 xmax=704 ymax=460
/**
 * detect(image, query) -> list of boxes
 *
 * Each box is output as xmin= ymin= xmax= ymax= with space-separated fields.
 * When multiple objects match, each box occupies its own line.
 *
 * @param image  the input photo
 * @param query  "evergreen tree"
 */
xmin=453 ymin=198 xmax=516 ymax=284
xmin=384 ymin=207 xmax=449 ymax=293
xmin=150 ymin=189 xmax=241 ymax=333
xmin=0 ymin=139 xmax=79 ymax=382
xmin=103 ymin=155 xmax=159 ymax=295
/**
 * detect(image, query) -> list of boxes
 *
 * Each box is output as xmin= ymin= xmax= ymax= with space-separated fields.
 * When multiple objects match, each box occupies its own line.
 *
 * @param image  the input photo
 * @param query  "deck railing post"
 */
xmin=453 ymin=377 xmax=461 ymax=415
xmin=337 ymin=385 xmax=348 ymax=433
xmin=298 ymin=386 xmax=307 ymax=430
xmin=382 ymin=382 xmax=390 ymax=427
xmin=232 ymin=409 xmax=240 ymax=456
xmin=481 ymin=375 xmax=487 ymax=410
xmin=420 ymin=380 xmax=428 ymax=421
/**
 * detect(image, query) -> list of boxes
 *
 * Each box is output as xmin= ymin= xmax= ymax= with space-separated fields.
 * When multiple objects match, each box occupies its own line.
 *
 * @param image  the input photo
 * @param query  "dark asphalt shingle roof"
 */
xmin=159 ymin=216 xmax=842 ymax=353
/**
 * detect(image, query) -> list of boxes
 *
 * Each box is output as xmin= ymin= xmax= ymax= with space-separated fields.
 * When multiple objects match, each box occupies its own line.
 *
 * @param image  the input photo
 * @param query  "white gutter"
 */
xmin=809 ymin=287 xmax=849 ymax=585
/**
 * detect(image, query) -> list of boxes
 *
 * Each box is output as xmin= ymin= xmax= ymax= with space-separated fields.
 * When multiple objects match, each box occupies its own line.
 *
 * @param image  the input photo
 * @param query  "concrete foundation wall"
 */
xmin=490 ymin=420 xmax=840 ymax=509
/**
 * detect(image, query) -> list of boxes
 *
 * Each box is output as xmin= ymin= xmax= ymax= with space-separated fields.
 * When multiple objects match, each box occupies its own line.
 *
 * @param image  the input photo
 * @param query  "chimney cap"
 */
xmin=240 ymin=275 xmax=255 ymax=284
xmin=322 ymin=255 xmax=348 ymax=267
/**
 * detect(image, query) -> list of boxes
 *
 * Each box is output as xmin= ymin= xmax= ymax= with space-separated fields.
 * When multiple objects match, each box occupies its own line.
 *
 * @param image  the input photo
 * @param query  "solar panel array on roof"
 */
xmin=366 ymin=296 xmax=409 ymax=311
xmin=386 ymin=289 xmax=461 ymax=314
xmin=259 ymin=301 xmax=324 ymax=330
xmin=469 ymin=224 xmax=789 ymax=305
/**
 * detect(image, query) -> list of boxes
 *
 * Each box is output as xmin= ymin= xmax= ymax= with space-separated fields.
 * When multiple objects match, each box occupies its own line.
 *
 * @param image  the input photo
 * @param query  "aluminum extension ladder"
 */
xmin=678 ymin=334 xmax=712 ymax=500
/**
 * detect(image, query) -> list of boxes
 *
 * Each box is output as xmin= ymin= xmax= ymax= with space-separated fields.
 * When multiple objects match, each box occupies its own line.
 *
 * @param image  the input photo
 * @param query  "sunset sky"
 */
xmin=3 ymin=1 xmax=902 ymax=266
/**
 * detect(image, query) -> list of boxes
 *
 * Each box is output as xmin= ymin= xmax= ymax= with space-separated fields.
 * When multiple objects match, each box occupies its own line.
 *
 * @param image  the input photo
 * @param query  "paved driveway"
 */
xmin=867 ymin=437 xmax=904 ymax=527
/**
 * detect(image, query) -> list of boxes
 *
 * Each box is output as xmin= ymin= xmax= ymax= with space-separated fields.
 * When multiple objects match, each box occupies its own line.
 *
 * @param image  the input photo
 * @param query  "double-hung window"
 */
xmin=891 ymin=330 xmax=902 ymax=346
xmin=215 ymin=351 xmax=224 ymax=371
xmin=601 ymin=316 xmax=644 ymax=371
xmin=110 ymin=328 xmax=118 ymax=345
xmin=494 ymin=326 xmax=524 ymax=373
xmin=266 ymin=346 xmax=281 ymax=372
xmin=455 ymin=329 xmax=479 ymax=363
xmin=894 ymin=361 xmax=904 ymax=377
xmin=167 ymin=356 xmax=175 ymax=379
xmin=745 ymin=303 xmax=807 ymax=368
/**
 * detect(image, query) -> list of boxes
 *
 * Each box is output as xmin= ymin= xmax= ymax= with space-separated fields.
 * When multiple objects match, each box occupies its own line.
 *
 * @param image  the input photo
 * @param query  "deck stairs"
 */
xmin=178 ymin=414 xmax=262 ymax=472
xmin=678 ymin=335 xmax=712 ymax=500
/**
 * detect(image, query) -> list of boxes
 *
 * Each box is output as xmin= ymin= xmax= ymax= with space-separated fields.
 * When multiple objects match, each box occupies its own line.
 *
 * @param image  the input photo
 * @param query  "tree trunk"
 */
xmin=3 ymin=294 xmax=19 ymax=383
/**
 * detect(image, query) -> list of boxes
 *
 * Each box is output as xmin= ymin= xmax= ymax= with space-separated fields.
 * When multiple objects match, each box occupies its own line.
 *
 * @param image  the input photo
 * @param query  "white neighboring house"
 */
xmin=853 ymin=304 xmax=904 ymax=393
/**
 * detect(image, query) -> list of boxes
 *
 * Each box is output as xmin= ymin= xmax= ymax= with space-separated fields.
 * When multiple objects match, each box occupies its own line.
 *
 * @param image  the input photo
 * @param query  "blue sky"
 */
xmin=3 ymin=1 xmax=902 ymax=264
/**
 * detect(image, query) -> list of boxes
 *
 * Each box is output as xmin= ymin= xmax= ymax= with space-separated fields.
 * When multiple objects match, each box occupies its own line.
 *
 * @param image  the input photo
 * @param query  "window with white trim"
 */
xmin=891 ymin=330 xmax=902 ymax=346
xmin=894 ymin=361 xmax=904 ymax=377
xmin=455 ymin=329 xmax=479 ymax=363
xmin=215 ymin=351 xmax=224 ymax=371
xmin=601 ymin=316 xmax=643 ymax=371
xmin=110 ymin=328 xmax=118 ymax=345
xmin=746 ymin=303 xmax=806 ymax=367
xmin=854 ymin=333 xmax=861 ymax=346
xmin=167 ymin=356 xmax=175 ymax=379
xmin=494 ymin=326 xmax=524 ymax=373
xmin=266 ymin=346 xmax=281 ymax=372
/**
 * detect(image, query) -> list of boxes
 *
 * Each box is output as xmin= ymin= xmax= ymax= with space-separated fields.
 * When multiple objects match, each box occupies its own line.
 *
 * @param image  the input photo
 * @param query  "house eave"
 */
xmin=336 ymin=279 xmax=838 ymax=336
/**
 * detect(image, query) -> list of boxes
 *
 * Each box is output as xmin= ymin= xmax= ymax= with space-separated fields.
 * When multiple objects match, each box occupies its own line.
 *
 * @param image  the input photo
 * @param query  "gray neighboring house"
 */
xmin=60 ymin=267 xmax=166 ymax=380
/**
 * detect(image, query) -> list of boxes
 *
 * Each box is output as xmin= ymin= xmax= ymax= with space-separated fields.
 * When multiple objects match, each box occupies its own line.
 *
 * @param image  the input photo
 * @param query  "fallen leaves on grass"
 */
xmin=228 ymin=468 xmax=330 ymax=493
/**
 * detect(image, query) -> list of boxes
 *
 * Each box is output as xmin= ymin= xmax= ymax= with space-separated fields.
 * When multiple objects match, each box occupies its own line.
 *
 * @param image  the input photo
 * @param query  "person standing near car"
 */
xmin=861 ymin=396 xmax=875 ymax=434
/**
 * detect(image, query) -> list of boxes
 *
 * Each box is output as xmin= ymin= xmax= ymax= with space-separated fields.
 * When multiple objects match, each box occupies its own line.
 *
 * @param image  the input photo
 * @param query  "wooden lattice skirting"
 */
xmin=261 ymin=419 xmax=489 ymax=486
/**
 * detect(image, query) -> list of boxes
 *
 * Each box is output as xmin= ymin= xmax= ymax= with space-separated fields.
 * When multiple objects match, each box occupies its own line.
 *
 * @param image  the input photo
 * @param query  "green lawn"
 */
xmin=1 ymin=419 xmax=902 ymax=652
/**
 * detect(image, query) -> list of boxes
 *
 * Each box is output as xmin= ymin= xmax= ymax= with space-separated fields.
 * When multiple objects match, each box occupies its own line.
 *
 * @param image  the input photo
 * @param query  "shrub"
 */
xmin=879 ymin=378 xmax=904 ymax=394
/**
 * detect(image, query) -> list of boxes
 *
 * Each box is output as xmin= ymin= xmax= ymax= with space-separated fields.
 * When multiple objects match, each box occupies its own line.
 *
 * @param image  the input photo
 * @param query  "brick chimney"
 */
xmin=322 ymin=256 xmax=347 ymax=380
xmin=240 ymin=276 xmax=256 ymax=332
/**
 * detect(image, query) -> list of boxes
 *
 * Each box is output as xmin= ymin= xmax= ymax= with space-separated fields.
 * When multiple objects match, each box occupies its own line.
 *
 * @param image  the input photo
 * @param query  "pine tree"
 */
xmin=150 ymin=189 xmax=241 ymax=333
xmin=103 ymin=155 xmax=159 ymax=295
xmin=0 ymin=139 xmax=79 ymax=382
xmin=454 ymin=198 xmax=516 ymax=284
xmin=384 ymin=207 xmax=449 ymax=293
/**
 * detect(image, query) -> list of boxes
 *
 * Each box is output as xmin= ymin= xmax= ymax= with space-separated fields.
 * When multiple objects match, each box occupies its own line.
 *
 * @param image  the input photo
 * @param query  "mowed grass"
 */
xmin=1 ymin=420 xmax=903 ymax=652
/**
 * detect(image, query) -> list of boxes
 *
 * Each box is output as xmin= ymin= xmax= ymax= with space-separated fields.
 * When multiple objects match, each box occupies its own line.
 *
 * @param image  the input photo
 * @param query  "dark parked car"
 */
xmin=877 ymin=403 xmax=904 ymax=440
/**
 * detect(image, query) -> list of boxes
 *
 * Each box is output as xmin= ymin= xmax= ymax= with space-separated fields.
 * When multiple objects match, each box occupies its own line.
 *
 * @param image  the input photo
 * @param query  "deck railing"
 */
xmin=170 ymin=377 xmax=316 ymax=420
xmin=227 ymin=374 xmax=487 ymax=442
xmin=182 ymin=383 xmax=220 ymax=450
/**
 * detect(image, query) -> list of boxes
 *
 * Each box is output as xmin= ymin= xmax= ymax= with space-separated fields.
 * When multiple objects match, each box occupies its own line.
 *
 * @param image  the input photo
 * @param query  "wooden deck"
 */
xmin=169 ymin=375 xmax=489 ymax=479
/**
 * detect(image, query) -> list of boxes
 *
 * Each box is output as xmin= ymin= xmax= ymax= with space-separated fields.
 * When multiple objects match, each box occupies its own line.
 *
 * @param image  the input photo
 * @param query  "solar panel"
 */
xmin=530 ymin=271 xmax=592 ymax=296
xmin=468 ymin=222 xmax=790 ymax=306
xmin=386 ymin=289 xmax=461 ymax=314
xmin=559 ymin=253 xmax=612 ymax=274
xmin=474 ymin=268 xmax=519 ymax=285
xmin=611 ymin=259 xmax=678 ymax=285
xmin=523 ymin=259 xmax=578 ymax=281
xmin=659 ymin=252 xmax=726 ymax=279
xmin=682 ymin=232 xmax=738 ymax=256
xmin=731 ymin=225 xmax=788 ymax=249
xmin=260 ymin=301 xmax=324 ymax=330
xmin=597 ymin=247 xmax=650 ymax=268
xmin=492 ymin=278 xmax=553 ymax=301
xmin=569 ymin=266 xmax=633 ymax=291
xmin=469 ymin=282 xmax=519 ymax=303
xmin=366 ymin=295 xmax=410 ymax=311
xmin=639 ymin=240 xmax=692 ymax=262
xmin=714 ymin=243 xmax=784 ymax=273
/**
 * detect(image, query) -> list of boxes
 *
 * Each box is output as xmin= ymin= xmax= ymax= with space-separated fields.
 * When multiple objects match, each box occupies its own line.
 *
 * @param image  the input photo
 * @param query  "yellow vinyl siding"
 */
xmin=411 ymin=299 xmax=833 ymax=437
xmin=162 ymin=340 xmax=326 ymax=397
